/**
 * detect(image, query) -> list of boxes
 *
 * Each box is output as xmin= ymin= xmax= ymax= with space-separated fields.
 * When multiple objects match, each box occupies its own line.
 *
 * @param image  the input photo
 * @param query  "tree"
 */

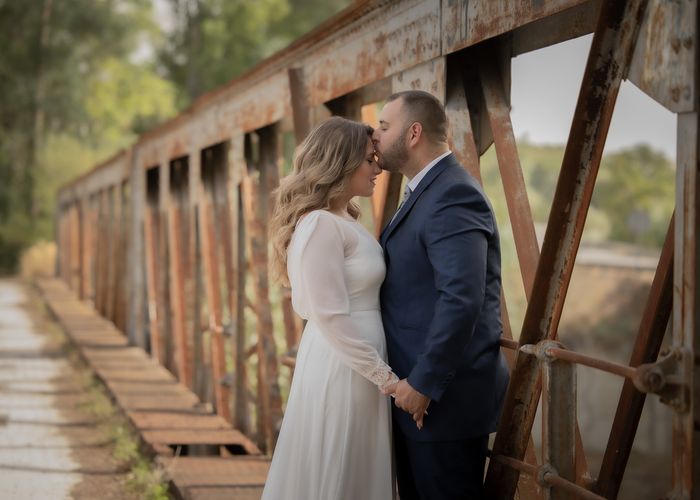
xmin=0 ymin=0 xmax=176 ymax=271
xmin=593 ymin=144 xmax=675 ymax=247
xmin=158 ymin=0 xmax=350 ymax=105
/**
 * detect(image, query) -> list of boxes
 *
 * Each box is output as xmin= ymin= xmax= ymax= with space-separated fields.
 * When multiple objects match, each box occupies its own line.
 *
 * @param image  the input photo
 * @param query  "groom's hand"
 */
xmin=391 ymin=379 xmax=430 ymax=429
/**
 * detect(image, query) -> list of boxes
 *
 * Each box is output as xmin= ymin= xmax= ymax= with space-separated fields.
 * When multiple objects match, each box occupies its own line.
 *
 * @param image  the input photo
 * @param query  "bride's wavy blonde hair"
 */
xmin=270 ymin=116 xmax=374 ymax=285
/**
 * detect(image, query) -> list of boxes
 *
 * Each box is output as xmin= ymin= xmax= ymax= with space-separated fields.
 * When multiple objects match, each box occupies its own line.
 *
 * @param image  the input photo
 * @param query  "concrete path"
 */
xmin=0 ymin=279 xmax=129 ymax=499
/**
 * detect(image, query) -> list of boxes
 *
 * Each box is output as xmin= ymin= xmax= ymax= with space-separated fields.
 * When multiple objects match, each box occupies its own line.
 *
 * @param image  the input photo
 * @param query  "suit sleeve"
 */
xmin=406 ymin=183 xmax=494 ymax=402
xmin=295 ymin=212 xmax=399 ymax=390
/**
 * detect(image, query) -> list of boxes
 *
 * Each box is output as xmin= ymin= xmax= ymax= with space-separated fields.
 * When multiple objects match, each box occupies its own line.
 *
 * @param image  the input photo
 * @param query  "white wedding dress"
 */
xmin=261 ymin=210 xmax=397 ymax=500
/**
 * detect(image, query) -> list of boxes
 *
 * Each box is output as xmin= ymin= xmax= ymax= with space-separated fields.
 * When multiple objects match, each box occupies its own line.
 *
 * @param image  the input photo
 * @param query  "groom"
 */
xmin=376 ymin=90 xmax=509 ymax=499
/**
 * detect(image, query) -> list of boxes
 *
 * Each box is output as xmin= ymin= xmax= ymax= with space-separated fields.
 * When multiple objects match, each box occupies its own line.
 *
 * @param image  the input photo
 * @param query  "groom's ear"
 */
xmin=407 ymin=122 xmax=423 ymax=147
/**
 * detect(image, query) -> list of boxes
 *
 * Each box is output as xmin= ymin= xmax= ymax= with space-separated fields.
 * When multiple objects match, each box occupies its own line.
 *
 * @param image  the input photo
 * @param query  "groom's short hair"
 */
xmin=386 ymin=90 xmax=448 ymax=144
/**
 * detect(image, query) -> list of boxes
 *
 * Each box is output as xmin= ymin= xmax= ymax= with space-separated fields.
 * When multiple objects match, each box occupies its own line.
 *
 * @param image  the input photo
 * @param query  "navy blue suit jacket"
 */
xmin=380 ymin=153 xmax=509 ymax=441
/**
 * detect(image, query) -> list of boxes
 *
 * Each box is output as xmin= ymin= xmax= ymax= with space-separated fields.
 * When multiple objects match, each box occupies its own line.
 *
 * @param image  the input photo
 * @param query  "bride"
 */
xmin=263 ymin=116 xmax=399 ymax=499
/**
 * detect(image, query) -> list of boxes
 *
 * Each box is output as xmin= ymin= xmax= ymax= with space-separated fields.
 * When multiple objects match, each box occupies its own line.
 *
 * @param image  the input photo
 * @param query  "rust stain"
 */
xmin=373 ymin=32 xmax=387 ymax=50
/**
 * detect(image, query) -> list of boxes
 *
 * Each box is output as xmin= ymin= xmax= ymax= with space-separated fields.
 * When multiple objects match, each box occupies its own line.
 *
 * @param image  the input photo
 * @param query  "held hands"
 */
xmin=382 ymin=379 xmax=430 ymax=430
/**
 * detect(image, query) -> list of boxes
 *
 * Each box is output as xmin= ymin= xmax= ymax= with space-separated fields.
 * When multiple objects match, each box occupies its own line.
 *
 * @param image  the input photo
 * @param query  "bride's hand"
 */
xmin=381 ymin=380 xmax=399 ymax=396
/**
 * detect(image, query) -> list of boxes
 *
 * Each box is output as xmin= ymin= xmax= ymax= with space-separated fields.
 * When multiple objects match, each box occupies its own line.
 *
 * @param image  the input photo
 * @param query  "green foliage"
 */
xmin=0 ymin=0 xmax=177 ymax=271
xmin=159 ymin=0 xmax=350 ymax=104
xmin=481 ymin=141 xmax=673 ymax=247
xmin=480 ymin=140 xmax=674 ymax=337
xmin=594 ymin=144 xmax=675 ymax=246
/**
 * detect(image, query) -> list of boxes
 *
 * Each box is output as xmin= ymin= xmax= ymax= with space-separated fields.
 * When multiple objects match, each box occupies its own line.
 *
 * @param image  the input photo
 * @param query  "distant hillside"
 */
xmin=479 ymin=141 xmax=675 ymax=335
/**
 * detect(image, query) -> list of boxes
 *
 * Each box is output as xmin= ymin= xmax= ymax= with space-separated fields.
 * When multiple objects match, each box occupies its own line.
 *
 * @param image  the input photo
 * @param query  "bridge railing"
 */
xmin=54 ymin=0 xmax=698 ymax=497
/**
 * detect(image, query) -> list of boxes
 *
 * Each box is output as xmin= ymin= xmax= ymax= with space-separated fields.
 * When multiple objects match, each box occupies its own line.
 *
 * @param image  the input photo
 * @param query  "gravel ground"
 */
xmin=0 ymin=279 xmax=131 ymax=499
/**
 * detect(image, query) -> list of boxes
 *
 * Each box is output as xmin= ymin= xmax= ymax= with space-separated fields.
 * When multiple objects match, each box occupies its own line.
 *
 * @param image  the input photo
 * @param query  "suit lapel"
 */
xmin=380 ymin=154 xmax=457 ymax=247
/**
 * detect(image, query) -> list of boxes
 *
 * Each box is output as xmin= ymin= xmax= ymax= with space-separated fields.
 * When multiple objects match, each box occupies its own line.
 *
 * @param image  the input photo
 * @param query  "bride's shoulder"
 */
xmin=293 ymin=210 xmax=352 ymax=244
xmin=297 ymin=209 xmax=337 ymax=228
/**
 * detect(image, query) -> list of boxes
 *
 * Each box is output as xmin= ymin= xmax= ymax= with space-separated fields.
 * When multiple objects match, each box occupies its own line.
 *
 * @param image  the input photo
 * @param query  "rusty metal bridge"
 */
xmin=48 ymin=0 xmax=698 ymax=498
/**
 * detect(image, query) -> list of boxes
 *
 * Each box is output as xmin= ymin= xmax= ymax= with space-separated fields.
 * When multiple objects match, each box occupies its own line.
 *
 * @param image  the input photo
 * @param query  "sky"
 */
xmin=510 ymin=34 xmax=677 ymax=160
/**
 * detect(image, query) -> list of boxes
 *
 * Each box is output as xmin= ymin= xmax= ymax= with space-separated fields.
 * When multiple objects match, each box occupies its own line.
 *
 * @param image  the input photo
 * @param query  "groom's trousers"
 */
xmin=394 ymin=423 xmax=488 ymax=500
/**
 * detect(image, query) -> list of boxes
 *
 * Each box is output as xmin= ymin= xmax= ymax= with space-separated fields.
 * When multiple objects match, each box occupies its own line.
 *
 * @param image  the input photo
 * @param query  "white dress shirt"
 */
xmin=407 ymin=150 xmax=452 ymax=192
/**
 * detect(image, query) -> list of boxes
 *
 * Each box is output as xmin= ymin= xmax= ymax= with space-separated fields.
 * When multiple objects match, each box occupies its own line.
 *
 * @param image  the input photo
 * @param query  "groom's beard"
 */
xmin=378 ymin=137 xmax=409 ymax=174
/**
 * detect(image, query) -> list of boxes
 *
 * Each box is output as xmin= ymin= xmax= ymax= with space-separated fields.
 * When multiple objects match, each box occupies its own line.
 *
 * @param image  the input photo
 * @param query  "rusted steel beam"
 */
xmin=91 ymin=198 xmax=100 ymax=309
xmin=109 ymin=185 xmax=122 ymax=324
xmin=500 ymin=290 xmax=544 ymax=500
xmin=64 ymin=210 xmax=72 ymax=285
xmin=445 ymin=61 xmax=481 ymax=182
xmin=104 ymin=186 xmax=117 ymax=322
xmin=228 ymin=132 xmax=251 ymax=436
xmin=539 ymin=341 xmax=577 ymax=500
xmin=157 ymin=158 xmax=175 ymax=372
xmin=126 ymin=147 xmax=145 ymax=346
xmin=143 ymin=206 xmax=161 ymax=360
xmin=96 ymin=189 xmax=110 ymax=316
xmin=211 ymin=143 xmax=243 ymax=418
xmin=628 ymin=0 xmax=696 ymax=114
xmin=58 ymin=0 xmax=604 ymax=200
xmin=198 ymin=147 xmax=232 ymax=422
xmin=79 ymin=198 xmax=92 ymax=301
xmin=70 ymin=204 xmax=81 ymax=292
xmin=491 ymin=455 xmax=605 ymax=500
xmin=511 ymin=1 xmax=600 ymax=57
xmin=88 ymin=195 xmax=99 ymax=303
xmin=165 ymin=159 xmax=192 ymax=387
xmin=117 ymin=183 xmax=129 ymax=331
xmin=441 ymin=0 xmax=592 ymax=55
xmin=595 ymin=214 xmax=674 ymax=498
xmin=480 ymin=57 xmax=539 ymax=298
xmin=484 ymin=2 xmax=649 ymax=498
xmin=541 ymin=346 xmax=636 ymax=380
xmin=116 ymin=183 xmax=128 ymax=330
xmin=288 ymin=67 xmax=311 ymax=144
xmin=671 ymin=110 xmax=699 ymax=496
xmin=250 ymin=125 xmax=283 ymax=453
xmin=186 ymin=145 xmax=201 ymax=396
xmin=242 ymin=173 xmax=271 ymax=451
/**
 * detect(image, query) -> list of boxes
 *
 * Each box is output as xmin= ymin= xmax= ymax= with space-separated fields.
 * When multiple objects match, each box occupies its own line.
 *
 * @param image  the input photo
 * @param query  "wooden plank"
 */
xmin=127 ymin=411 xmax=231 ymax=431
xmin=162 ymin=456 xmax=269 ymax=488
xmin=143 ymin=429 xmax=260 ymax=455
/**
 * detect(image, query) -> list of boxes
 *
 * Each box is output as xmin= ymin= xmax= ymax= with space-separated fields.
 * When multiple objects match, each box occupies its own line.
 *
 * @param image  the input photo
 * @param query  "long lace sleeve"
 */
xmin=290 ymin=212 xmax=398 ymax=390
